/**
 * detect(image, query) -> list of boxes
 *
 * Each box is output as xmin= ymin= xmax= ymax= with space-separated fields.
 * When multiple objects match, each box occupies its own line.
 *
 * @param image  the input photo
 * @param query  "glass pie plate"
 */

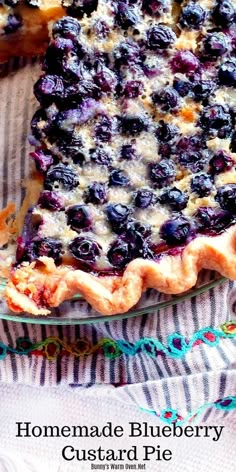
xmin=0 ymin=271 xmax=226 ymax=325
xmin=0 ymin=62 xmax=229 ymax=326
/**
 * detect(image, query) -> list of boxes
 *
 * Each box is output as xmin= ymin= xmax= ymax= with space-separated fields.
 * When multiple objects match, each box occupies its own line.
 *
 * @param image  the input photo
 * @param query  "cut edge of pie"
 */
xmin=5 ymin=226 xmax=236 ymax=316
xmin=0 ymin=2 xmax=65 ymax=62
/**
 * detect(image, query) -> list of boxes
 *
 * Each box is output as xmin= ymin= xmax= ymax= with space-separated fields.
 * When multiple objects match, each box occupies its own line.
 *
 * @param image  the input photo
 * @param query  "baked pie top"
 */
xmin=4 ymin=0 xmax=236 ymax=315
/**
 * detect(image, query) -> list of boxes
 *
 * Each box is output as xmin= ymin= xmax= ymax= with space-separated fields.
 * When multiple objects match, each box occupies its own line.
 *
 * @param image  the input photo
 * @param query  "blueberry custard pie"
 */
xmin=5 ymin=0 xmax=236 ymax=315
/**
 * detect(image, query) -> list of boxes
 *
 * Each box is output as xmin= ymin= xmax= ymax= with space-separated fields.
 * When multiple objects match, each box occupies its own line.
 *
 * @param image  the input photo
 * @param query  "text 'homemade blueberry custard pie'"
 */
xmin=4 ymin=0 xmax=236 ymax=315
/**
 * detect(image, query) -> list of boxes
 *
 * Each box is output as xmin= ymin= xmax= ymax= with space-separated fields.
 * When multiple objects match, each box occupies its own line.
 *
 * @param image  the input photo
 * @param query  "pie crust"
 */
xmin=5 ymin=227 xmax=236 ymax=315
xmin=4 ymin=0 xmax=236 ymax=315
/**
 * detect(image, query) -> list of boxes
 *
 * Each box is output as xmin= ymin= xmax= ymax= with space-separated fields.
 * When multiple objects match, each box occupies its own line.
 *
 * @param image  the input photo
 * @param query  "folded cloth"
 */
xmin=0 ymin=277 xmax=235 ymax=423
xmin=0 ymin=59 xmax=236 ymax=425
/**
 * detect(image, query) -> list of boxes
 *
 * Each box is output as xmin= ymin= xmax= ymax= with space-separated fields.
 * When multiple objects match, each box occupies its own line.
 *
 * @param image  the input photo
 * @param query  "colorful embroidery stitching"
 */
xmin=0 ymin=321 xmax=235 ymax=361
xmin=139 ymin=396 xmax=236 ymax=425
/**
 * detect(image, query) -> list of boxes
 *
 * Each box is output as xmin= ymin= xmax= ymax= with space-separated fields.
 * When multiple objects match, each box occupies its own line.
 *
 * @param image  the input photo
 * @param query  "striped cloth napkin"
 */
xmin=0 ymin=58 xmax=236 ymax=424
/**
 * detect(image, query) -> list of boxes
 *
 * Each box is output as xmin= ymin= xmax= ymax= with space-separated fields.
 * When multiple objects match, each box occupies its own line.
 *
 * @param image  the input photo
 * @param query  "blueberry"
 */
xmin=213 ymin=0 xmax=235 ymax=27
xmin=34 ymin=75 xmax=64 ymax=105
xmin=93 ymin=19 xmax=110 ymax=39
xmin=64 ymin=80 xmax=101 ymax=102
xmin=94 ymin=68 xmax=117 ymax=93
xmin=177 ymin=134 xmax=205 ymax=152
xmin=195 ymin=207 xmax=233 ymax=233
xmin=147 ymin=25 xmax=176 ymax=50
xmin=191 ymin=173 xmax=213 ymax=197
xmin=52 ymin=16 xmax=81 ymax=40
xmin=57 ymin=133 xmax=85 ymax=164
xmin=43 ymin=37 xmax=75 ymax=74
xmin=30 ymin=150 xmax=54 ymax=173
xmin=159 ymin=187 xmax=189 ymax=210
xmin=123 ymin=80 xmax=144 ymax=98
xmin=63 ymin=0 xmax=98 ymax=18
xmin=44 ymin=164 xmax=79 ymax=191
xmin=95 ymin=54 xmax=111 ymax=73
xmin=16 ymin=208 xmax=59 ymax=264
xmin=199 ymin=105 xmax=233 ymax=138
xmin=94 ymin=114 xmax=113 ymax=142
xmin=203 ymin=33 xmax=228 ymax=58
xmin=84 ymin=182 xmax=108 ymax=204
xmin=179 ymin=2 xmax=206 ymax=29
xmin=114 ymin=40 xmax=141 ymax=66
xmin=134 ymin=189 xmax=154 ymax=208
xmin=160 ymin=217 xmax=191 ymax=245
xmin=125 ymin=220 xmax=152 ymax=242
xmin=171 ymin=50 xmax=200 ymax=75
xmin=66 ymin=205 xmax=91 ymax=232
xmin=122 ymin=220 xmax=154 ymax=259
xmin=69 ymin=237 xmax=101 ymax=265
xmin=120 ymin=144 xmax=137 ymax=160
xmin=106 ymin=204 xmax=131 ymax=224
xmin=4 ymin=14 xmax=22 ymax=34
xmin=152 ymin=87 xmax=179 ymax=112
xmin=94 ymin=51 xmax=110 ymax=67
xmin=16 ymin=209 xmax=40 ymax=252
xmin=156 ymin=121 xmax=179 ymax=142
xmin=149 ymin=160 xmax=176 ymax=188
xmin=192 ymin=80 xmax=215 ymax=101
xmin=173 ymin=78 xmax=192 ymax=97
xmin=142 ymin=0 xmax=169 ymax=17
xmin=120 ymin=115 xmax=147 ymax=136
xmin=178 ymin=151 xmax=206 ymax=172
xmin=109 ymin=169 xmax=130 ymax=187
xmin=57 ymin=108 xmax=81 ymax=133
xmin=158 ymin=143 xmax=172 ymax=158
xmin=175 ymin=134 xmax=208 ymax=171
xmin=218 ymin=61 xmax=236 ymax=87
xmin=90 ymin=148 xmax=112 ymax=166
xmin=209 ymin=151 xmax=234 ymax=174
xmin=107 ymin=239 xmax=132 ymax=268
xmin=215 ymin=184 xmax=236 ymax=212
xmin=32 ymin=238 xmax=62 ymax=264
xmin=38 ymin=191 xmax=65 ymax=211
xmin=59 ymin=99 xmax=101 ymax=132
xmin=115 ymin=2 xmax=139 ymax=29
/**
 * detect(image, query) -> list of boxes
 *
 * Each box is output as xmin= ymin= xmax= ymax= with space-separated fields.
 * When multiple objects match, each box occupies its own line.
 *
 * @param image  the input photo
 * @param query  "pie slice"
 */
xmin=0 ymin=1 xmax=63 ymax=61
xmin=5 ymin=0 xmax=236 ymax=315
xmin=0 ymin=0 xmax=100 ymax=62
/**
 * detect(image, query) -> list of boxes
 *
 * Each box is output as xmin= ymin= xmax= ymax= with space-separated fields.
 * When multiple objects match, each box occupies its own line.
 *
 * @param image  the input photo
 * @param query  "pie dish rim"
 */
xmin=5 ymin=225 xmax=236 ymax=315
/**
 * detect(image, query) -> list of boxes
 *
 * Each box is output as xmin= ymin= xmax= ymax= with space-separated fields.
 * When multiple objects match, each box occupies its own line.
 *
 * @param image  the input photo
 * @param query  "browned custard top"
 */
xmin=16 ymin=0 xmax=236 ymax=274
